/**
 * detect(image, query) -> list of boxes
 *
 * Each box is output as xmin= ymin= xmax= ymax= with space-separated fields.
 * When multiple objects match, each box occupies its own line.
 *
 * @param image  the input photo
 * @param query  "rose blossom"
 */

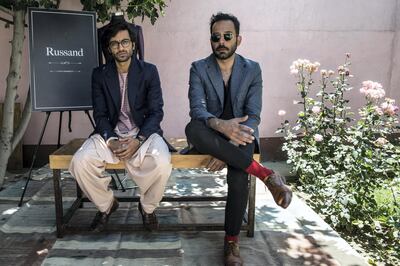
xmin=372 ymin=106 xmax=384 ymax=115
xmin=278 ymin=110 xmax=286 ymax=116
xmin=290 ymin=59 xmax=319 ymax=74
xmin=359 ymin=80 xmax=385 ymax=100
xmin=305 ymin=62 xmax=320 ymax=73
xmin=290 ymin=67 xmax=299 ymax=75
xmin=311 ymin=106 xmax=321 ymax=114
xmin=314 ymin=134 xmax=323 ymax=142
xmin=375 ymin=137 xmax=388 ymax=146
xmin=380 ymin=98 xmax=399 ymax=116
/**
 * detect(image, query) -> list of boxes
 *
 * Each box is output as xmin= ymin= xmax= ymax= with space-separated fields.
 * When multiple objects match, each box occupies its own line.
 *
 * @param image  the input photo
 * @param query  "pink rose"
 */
xmin=360 ymin=81 xmax=385 ymax=100
xmin=373 ymin=106 xmax=383 ymax=115
xmin=380 ymin=100 xmax=399 ymax=116
xmin=314 ymin=134 xmax=323 ymax=142
xmin=375 ymin=137 xmax=388 ymax=146
xmin=311 ymin=106 xmax=321 ymax=114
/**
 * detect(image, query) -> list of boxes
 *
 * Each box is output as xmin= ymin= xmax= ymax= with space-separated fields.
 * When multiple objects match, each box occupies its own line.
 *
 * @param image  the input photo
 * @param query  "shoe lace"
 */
xmin=227 ymin=241 xmax=240 ymax=256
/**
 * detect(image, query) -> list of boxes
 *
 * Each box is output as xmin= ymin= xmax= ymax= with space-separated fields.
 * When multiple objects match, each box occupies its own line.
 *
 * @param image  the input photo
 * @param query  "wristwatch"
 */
xmin=136 ymin=135 xmax=147 ymax=146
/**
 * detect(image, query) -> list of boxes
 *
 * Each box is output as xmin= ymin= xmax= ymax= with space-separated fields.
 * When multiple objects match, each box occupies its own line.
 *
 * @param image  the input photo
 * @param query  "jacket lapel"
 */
xmin=127 ymin=57 xmax=143 ymax=110
xmin=230 ymin=55 xmax=246 ymax=104
xmin=104 ymin=61 xmax=121 ymax=111
xmin=205 ymin=55 xmax=224 ymax=105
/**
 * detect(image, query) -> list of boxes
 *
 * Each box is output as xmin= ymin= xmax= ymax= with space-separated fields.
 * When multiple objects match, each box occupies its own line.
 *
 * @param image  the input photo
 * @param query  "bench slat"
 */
xmin=49 ymin=138 xmax=260 ymax=169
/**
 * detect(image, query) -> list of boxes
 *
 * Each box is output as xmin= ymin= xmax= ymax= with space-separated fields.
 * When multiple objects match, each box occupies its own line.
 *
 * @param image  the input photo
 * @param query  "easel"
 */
xmin=18 ymin=110 xmax=126 ymax=207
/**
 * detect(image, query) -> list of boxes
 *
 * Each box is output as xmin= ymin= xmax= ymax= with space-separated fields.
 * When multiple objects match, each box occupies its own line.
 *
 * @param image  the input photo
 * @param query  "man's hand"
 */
xmin=112 ymin=137 xmax=141 ymax=160
xmin=207 ymin=157 xmax=226 ymax=172
xmin=108 ymin=139 xmax=122 ymax=153
xmin=209 ymin=115 xmax=255 ymax=145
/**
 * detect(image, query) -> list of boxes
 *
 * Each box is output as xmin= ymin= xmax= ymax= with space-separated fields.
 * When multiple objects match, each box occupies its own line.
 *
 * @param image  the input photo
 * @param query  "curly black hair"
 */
xmin=210 ymin=12 xmax=240 ymax=35
xmin=102 ymin=22 xmax=136 ymax=48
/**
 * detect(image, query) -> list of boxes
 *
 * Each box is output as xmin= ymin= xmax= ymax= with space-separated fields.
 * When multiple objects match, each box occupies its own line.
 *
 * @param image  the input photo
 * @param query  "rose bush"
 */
xmin=277 ymin=56 xmax=400 ymax=265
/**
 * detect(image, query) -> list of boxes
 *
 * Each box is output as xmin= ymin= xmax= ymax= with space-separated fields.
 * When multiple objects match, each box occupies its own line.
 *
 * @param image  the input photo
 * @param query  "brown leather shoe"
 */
xmin=264 ymin=171 xmax=292 ymax=208
xmin=138 ymin=202 xmax=159 ymax=231
xmin=224 ymin=239 xmax=243 ymax=266
xmin=91 ymin=197 xmax=119 ymax=232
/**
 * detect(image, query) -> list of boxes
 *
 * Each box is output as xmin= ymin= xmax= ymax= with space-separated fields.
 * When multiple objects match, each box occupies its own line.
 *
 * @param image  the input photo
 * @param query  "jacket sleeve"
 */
xmin=242 ymin=63 xmax=262 ymax=131
xmin=137 ymin=65 xmax=164 ymax=138
xmin=92 ymin=68 xmax=118 ymax=141
xmin=188 ymin=63 xmax=216 ymax=122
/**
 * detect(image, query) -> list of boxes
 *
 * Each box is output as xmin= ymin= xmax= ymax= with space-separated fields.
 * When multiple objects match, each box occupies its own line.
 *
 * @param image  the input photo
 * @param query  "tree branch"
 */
xmin=0 ymin=15 xmax=28 ymax=27
xmin=0 ymin=16 xmax=12 ymax=24
xmin=0 ymin=5 xmax=13 ymax=17
xmin=11 ymin=89 xmax=31 ymax=151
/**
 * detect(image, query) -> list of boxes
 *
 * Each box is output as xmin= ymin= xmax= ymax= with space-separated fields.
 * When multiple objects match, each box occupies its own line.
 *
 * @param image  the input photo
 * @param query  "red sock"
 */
xmin=245 ymin=160 xmax=274 ymax=181
xmin=225 ymin=235 xmax=239 ymax=243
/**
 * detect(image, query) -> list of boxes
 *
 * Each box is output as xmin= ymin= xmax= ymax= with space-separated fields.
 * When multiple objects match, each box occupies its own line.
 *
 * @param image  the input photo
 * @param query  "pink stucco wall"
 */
xmin=1 ymin=0 xmax=399 ymax=144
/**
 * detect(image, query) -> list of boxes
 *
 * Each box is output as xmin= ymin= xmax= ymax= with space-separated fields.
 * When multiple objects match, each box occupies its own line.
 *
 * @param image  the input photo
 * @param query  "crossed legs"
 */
xmin=185 ymin=119 xmax=255 ymax=236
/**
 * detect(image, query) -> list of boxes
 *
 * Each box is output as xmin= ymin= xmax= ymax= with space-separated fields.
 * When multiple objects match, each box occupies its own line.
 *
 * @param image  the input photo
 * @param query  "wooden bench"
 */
xmin=49 ymin=138 xmax=260 ymax=238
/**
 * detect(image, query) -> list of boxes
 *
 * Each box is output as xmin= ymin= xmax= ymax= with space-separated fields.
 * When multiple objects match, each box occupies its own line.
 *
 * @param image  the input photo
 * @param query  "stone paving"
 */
xmin=0 ymin=163 xmax=368 ymax=265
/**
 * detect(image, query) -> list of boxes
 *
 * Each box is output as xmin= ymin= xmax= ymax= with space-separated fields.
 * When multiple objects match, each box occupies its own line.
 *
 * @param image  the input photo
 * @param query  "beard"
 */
xmin=113 ymin=49 xmax=133 ymax=63
xmin=212 ymin=42 xmax=237 ymax=60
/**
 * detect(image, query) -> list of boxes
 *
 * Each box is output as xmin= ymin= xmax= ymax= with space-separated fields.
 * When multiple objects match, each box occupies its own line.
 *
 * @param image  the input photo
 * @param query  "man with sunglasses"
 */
xmin=70 ymin=22 xmax=172 ymax=232
xmin=185 ymin=12 xmax=292 ymax=265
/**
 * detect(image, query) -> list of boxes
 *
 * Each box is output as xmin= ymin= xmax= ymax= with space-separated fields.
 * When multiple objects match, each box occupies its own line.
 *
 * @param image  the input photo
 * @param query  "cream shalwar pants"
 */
xmin=69 ymin=133 xmax=172 ymax=214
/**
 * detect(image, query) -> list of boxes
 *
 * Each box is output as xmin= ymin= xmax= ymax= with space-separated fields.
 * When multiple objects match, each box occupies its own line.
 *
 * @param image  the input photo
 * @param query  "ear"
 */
xmin=132 ymin=42 xmax=135 ymax=50
xmin=236 ymin=35 xmax=242 ymax=46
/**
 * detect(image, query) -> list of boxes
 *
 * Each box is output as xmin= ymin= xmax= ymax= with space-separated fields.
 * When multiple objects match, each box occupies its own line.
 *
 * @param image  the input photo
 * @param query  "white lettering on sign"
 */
xmin=46 ymin=47 xmax=84 ymax=57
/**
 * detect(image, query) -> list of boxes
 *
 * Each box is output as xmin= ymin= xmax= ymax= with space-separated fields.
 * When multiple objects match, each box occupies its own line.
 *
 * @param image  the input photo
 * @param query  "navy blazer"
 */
xmin=188 ymin=54 xmax=262 ymax=144
xmin=92 ymin=56 xmax=164 ymax=142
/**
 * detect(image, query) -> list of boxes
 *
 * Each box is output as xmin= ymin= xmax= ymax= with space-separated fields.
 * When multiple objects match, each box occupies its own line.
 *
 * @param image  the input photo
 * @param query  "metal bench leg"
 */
xmin=113 ymin=170 xmax=126 ymax=192
xmin=247 ymin=175 xmax=256 ymax=237
xmin=76 ymin=183 xmax=83 ymax=208
xmin=53 ymin=169 xmax=64 ymax=238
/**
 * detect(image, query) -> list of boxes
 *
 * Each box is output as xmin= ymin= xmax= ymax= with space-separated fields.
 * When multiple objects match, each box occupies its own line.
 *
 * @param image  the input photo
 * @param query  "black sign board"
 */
xmin=28 ymin=8 xmax=98 ymax=111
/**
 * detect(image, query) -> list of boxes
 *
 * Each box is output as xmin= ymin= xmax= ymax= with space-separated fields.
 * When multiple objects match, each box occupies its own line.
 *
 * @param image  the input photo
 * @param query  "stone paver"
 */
xmin=0 ymin=165 xmax=368 ymax=265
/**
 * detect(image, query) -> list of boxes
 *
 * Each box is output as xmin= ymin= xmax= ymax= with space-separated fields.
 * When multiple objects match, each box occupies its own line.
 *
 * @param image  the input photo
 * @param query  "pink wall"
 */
xmin=0 ymin=0 xmax=399 ymax=145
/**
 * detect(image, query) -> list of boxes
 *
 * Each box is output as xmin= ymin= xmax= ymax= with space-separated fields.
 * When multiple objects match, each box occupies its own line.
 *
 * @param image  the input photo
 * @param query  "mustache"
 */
xmin=217 ymin=45 xmax=228 ymax=50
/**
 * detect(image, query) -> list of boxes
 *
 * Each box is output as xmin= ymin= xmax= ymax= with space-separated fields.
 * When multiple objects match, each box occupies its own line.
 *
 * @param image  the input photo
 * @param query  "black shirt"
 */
xmin=220 ymin=78 xmax=234 ymax=120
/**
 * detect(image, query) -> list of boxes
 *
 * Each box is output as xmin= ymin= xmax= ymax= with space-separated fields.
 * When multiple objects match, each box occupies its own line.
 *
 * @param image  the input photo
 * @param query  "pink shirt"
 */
xmin=116 ymin=73 xmax=137 ymax=133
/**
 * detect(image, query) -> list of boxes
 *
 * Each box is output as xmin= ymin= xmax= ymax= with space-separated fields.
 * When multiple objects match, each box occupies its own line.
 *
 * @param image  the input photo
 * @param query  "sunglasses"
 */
xmin=210 ymin=32 xmax=235 ymax=42
xmin=109 ymin=39 xmax=131 ymax=50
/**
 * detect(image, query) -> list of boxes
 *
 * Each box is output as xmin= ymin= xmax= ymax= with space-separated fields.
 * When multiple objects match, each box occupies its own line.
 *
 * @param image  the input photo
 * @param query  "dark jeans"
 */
xmin=185 ymin=120 xmax=255 ymax=236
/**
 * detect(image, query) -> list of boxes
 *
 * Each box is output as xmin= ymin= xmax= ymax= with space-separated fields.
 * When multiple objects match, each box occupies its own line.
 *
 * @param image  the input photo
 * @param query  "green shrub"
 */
xmin=277 ymin=56 xmax=400 ymax=265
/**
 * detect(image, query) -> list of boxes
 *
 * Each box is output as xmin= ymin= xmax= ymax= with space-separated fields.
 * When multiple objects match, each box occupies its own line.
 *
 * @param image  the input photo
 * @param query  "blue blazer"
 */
xmin=91 ymin=56 xmax=164 ymax=142
xmin=188 ymin=54 xmax=262 ymax=145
